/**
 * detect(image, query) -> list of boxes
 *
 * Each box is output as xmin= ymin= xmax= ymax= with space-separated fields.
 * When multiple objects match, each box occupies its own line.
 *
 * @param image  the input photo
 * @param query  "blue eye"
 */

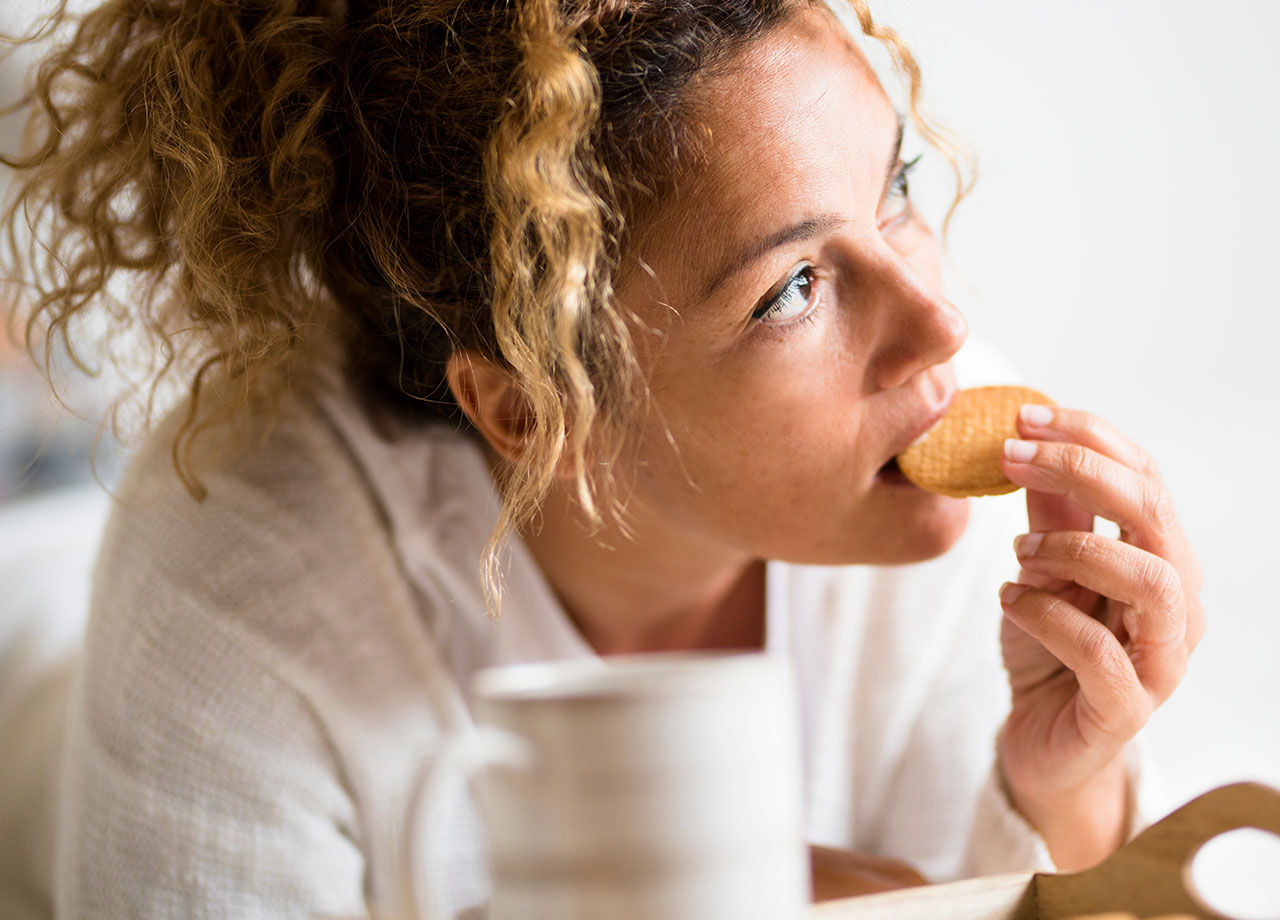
xmin=753 ymin=264 xmax=818 ymax=324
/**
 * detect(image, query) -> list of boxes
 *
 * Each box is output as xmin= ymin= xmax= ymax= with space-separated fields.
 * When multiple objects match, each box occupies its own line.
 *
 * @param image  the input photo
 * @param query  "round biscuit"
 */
xmin=896 ymin=386 xmax=1055 ymax=498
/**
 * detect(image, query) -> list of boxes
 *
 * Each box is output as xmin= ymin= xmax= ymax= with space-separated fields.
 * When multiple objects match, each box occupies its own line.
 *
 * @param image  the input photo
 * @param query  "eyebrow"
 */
xmin=697 ymin=116 xmax=906 ymax=303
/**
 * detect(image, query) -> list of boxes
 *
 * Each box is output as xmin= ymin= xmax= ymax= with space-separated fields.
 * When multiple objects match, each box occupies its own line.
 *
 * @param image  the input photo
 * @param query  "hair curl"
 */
xmin=1 ymin=0 xmax=972 ymax=613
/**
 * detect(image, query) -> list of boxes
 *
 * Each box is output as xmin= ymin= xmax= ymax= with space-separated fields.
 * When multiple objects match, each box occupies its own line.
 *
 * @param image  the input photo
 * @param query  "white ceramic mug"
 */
xmin=406 ymin=651 xmax=809 ymax=920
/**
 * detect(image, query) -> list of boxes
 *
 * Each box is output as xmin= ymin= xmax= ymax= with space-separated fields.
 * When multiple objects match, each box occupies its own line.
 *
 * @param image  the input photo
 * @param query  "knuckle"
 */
xmin=1077 ymin=413 xmax=1101 ymax=441
xmin=1063 ymin=445 xmax=1097 ymax=481
xmin=1033 ymin=595 xmax=1069 ymax=634
xmin=1077 ymin=621 xmax=1118 ymax=671
xmin=1141 ymin=557 xmax=1182 ymax=611
xmin=1065 ymin=531 xmax=1095 ymax=563
xmin=1136 ymin=446 xmax=1160 ymax=479
xmin=1140 ymin=482 xmax=1179 ymax=535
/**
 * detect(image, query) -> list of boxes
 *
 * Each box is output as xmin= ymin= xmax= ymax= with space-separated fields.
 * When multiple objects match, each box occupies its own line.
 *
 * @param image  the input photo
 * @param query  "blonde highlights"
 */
xmin=838 ymin=0 xmax=976 ymax=237
xmin=1 ymin=0 xmax=973 ymax=615
xmin=479 ymin=0 xmax=637 ymax=609
xmin=2 ymin=0 xmax=353 ymax=501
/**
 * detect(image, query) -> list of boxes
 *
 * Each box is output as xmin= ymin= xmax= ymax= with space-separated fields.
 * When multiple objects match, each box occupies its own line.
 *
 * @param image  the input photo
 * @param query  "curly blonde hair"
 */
xmin=1 ymin=0 xmax=971 ymax=613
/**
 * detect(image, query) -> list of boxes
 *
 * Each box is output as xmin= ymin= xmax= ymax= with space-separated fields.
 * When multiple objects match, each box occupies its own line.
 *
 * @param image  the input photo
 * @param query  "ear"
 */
xmin=445 ymin=349 xmax=535 ymax=464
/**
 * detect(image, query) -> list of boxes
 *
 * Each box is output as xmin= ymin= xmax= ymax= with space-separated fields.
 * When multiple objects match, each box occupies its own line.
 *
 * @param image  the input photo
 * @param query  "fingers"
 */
xmin=1001 ymin=432 xmax=1182 ymax=558
xmin=1016 ymin=404 xmax=1157 ymax=476
xmin=1023 ymin=482 xmax=1093 ymax=540
xmin=1002 ymin=404 xmax=1203 ymax=715
xmin=1014 ymin=531 xmax=1183 ymax=644
xmin=1013 ymin=530 xmax=1189 ymax=701
xmin=1020 ymin=491 xmax=1093 ymax=591
xmin=1014 ymin=406 xmax=1094 ymax=589
xmin=998 ymin=582 xmax=1152 ymax=740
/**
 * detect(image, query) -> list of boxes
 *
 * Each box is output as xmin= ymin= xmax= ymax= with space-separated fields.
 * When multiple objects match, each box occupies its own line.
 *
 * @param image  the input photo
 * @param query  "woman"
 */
xmin=0 ymin=0 xmax=1203 ymax=917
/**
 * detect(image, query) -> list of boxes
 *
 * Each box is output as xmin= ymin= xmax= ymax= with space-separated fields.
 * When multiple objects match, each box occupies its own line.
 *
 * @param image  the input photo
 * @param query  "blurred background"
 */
xmin=0 ymin=2 xmax=121 ymax=506
xmin=0 ymin=0 xmax=1276 ymax=874
xmin=0 ymin=0 xmax=118 ymax=760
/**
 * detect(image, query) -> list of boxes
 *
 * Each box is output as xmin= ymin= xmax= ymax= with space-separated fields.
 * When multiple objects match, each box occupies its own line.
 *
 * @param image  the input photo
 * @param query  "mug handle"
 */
xmin=400 ymin=724 xmax=535 ymax=920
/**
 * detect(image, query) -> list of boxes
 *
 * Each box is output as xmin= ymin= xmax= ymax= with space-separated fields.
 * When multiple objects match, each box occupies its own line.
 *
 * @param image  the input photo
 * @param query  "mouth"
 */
xmin=874 ymin=390 xmax=957 ymax=488
xmin=875 ymin=454 xmax=912 ymax=486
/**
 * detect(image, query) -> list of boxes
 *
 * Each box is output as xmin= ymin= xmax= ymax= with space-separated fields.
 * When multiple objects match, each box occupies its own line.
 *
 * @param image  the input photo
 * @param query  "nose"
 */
xmin=865 ymin=254 xmax=968 ymax=392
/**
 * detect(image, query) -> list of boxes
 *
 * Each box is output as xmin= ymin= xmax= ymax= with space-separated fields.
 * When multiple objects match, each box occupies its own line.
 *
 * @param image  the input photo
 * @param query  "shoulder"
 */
xmin=94 ymin=390 xmax=391 ymax=634
xmin=100 ymin=388 xmax=375 ymax=572
xmin=63 ymin=389 xmax=482 ymax=917
xmin=86 ymin=387 xmax=467 ymax=730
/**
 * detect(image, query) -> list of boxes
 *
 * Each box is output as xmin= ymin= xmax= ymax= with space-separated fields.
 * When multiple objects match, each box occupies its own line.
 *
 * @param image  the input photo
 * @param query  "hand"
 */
xmin=995 ymin=404 xmax=1205 ymax=869
xmin=808 ymin=844 xmax=928 ymax=902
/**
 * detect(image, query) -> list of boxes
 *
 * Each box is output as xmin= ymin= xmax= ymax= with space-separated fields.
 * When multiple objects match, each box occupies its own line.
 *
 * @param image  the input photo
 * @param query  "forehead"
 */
xmin=628 ymin=7 xmax=896 ymax=284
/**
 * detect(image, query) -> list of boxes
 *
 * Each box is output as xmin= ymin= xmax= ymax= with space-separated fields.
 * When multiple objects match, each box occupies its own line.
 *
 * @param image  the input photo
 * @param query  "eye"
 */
xmin=752 ymin=264 xmax=819 ymax=325
xmin=878 ymin=154 xmax=921 ymax=229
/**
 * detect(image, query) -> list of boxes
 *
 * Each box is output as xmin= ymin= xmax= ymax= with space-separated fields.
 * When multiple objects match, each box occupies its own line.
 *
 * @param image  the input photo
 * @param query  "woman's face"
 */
xmin=610 ymin=5 xmax=970 ymax=567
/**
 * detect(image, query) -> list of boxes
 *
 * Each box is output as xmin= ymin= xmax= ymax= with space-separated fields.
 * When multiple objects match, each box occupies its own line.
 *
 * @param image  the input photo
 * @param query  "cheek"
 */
xmin=670 ymin=337 xmax=841 ymax=442
xmin=644 ymin=338 xmax=867 ymax=494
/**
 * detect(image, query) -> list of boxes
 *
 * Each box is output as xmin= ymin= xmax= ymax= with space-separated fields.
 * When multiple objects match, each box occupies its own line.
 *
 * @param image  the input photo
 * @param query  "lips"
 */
xmin=876 ymin=390 xmax=956 ymax=479
xmin=875 ymin=454 xmax=910 ymax=485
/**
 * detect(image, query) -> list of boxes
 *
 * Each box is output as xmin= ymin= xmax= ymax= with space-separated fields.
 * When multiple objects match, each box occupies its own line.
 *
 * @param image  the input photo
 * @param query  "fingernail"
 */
xmin=1020 ymin=404 xmax=1054 ymax=428
xmin=1013 ymin=532 xmax=1043 ymax=557
xmin=1000 ymin=582 xmax=1030 ymax=605
xmin=1004 ymin=438 xmax=1037 ymax=463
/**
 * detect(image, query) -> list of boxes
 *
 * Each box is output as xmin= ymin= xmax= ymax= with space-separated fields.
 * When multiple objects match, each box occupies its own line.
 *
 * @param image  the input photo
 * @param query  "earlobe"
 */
xmin=445 ymin=349 xmax=533 ymax=464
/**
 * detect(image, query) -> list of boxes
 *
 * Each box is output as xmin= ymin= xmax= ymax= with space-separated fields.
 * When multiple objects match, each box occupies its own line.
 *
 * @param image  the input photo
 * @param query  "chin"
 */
xmin=775 ymin=492 xmax=971 ymax=567
xmin=893 ymin=494 xmax=971 ymax=563
xmin=850 ymin=492 xmax=972 ymax=567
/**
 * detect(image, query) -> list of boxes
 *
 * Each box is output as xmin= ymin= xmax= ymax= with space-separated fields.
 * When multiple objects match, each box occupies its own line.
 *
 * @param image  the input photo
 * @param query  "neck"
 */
xmin=516 ymin=476 xmax=766 ymax=657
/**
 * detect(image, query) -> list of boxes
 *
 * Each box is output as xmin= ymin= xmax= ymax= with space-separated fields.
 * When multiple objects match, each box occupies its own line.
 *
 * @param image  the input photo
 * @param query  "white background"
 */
xmin=1 ymin=0 xmax=1277 ymax=890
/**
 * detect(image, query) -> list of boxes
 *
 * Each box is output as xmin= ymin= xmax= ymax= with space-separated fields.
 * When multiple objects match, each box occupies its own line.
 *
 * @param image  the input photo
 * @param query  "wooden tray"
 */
xmin=809 ymin=781 xmax=1280 ymax=920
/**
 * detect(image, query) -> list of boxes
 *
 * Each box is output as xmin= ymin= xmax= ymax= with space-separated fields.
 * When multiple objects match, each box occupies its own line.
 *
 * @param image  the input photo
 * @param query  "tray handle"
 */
xmin=1032 ymin=781 xmax=1280 ymax=920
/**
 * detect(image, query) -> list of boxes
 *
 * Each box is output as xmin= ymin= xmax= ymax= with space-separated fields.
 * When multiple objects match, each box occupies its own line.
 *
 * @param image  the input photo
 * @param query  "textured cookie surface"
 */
xmin=896 ymin=386 xmax=1054 ymax=498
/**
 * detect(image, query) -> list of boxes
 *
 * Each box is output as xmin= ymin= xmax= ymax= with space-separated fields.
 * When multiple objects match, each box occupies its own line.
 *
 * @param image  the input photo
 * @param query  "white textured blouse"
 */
xmin=48 ymin=370 xmax=1157 ymax=919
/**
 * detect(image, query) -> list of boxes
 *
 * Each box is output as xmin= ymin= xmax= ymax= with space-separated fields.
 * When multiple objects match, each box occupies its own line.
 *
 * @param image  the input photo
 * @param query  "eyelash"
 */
xmin=752 ymin=264 xmax=821 ymax=325
xmin=892 ymin=154 xmax=922 ymax=200
xmin=749 ymin=154 xmax=922 ymax=331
